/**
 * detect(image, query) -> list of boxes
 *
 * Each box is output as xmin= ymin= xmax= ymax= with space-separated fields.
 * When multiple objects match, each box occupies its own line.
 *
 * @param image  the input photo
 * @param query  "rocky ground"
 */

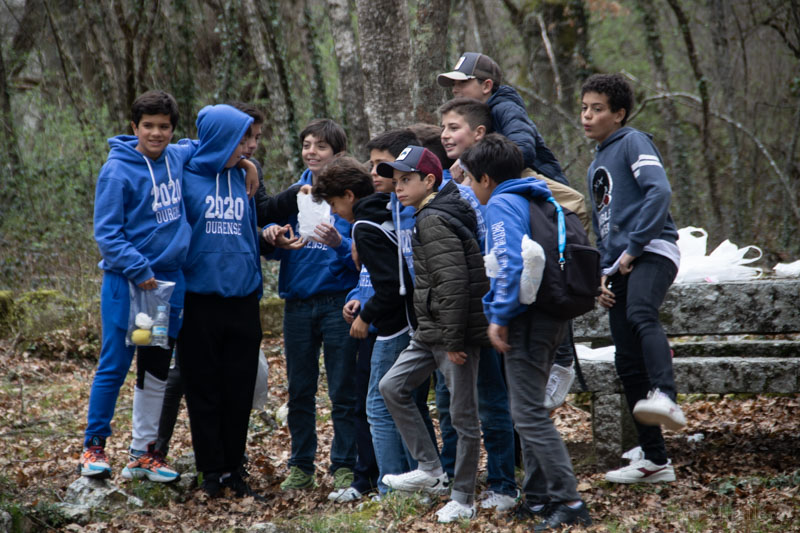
xmin=0 ymin=333 xmax=798 ymax=532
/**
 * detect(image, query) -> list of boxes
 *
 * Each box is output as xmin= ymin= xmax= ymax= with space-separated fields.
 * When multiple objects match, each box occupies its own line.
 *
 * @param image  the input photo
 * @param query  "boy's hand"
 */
xmin=299 ymin=184 xmax=312 ymax=195
xmin=263 ymin=224 xmax=305 ymax=250
xmin=447 ymin=351 xmax=468 ymax=365
xmin=598 ymin=275 xmax=616 ymax=308
xmin=313 ymin=223 xmax=342 ymax=248
xmin=237 ymin=158 xmax=258 ymax=199
xmin=138 ymin=277 xmax=157 ymax=290
xmin=350 ymin=315 xmax=369 ymax=339
xmin=449 ymin=159 xmax=464 ymax=183
xmin=488 ymin=324 xmax=510 ymax=354
xmin=343 ymin=299 xmax=361 ymax=324
xmin=619 ymin=252 xmax=636 ymax=275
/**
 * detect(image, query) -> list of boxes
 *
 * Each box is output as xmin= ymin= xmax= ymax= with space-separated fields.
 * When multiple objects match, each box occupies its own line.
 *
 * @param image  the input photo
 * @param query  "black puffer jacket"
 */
xmin=411 ymin=181 xmax=489 ymax=351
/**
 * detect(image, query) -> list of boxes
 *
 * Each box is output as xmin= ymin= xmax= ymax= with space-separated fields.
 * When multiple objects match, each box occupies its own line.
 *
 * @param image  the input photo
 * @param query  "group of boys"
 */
xmin=81 ymin=50 xmax=686 ymax=530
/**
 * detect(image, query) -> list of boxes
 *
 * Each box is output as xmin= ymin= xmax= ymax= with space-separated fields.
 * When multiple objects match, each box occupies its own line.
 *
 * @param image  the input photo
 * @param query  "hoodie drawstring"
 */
xmin=393 ymin=199 xmax=407 ymax=297
xmin=144 ymin=155 xmax=173 ymax=211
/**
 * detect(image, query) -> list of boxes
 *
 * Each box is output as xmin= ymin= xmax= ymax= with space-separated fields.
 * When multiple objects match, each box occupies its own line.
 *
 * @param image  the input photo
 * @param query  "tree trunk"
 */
xmin=302 ymin=1 xmax=329 ymax=119
xmin=355 ymin=0 xmax=412 ymax=136
xmin=8 ymin=0 xmax=46 ymax=80
xmin=0 ymin=35 xmax=20 ymax=181
xmin=326 ymin=0 xmax=369 ymax=159
xmin=410 ymin=0 xmax=451 ymax=124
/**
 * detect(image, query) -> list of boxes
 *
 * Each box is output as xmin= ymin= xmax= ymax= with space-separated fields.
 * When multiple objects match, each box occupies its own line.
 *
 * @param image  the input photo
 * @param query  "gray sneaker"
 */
xmin=544 ymin=363 xmax=575 ymax=411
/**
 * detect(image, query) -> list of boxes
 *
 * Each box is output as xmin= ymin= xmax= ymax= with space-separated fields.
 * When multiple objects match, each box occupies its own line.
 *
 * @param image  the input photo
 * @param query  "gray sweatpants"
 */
xmin=505 ymin=308 xmax=581 ymax=505
xmin=379 ymin=339 xmax=480 ymax=505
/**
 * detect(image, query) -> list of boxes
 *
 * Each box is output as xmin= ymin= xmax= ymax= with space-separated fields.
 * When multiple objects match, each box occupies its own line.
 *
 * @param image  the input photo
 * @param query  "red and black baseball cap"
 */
xmin=376 ymin=146 xmax=443 ymax=188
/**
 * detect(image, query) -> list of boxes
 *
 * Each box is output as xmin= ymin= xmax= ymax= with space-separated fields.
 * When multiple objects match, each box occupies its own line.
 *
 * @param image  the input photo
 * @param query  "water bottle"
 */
xmin=152 ymin=305 xmax=168 ymax=347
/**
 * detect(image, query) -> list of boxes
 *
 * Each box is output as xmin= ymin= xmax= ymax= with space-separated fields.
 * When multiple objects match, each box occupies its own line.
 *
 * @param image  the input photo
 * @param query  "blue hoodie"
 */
xmin=482 ymin=177 xmax=553 ymax=326
xmin=487 ymin=85 xmax=569 ymax=186
xmin=181 ymin=104 xmax=262 ymax=298
xmin=265 ymin=169 xmax=358 ymax=300
xmin=586 ymin=126 xmax=678 ymax=270
xmin=442 ymin=169 xmax=487 ymax=250
xmin=94 ymin=135 xmax=195 ymax=284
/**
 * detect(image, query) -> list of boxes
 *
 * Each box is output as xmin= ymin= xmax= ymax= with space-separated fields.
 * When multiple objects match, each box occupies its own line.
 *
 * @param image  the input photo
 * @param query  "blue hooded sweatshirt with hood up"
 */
xmin=264 ymin=168 xmax=358 ymax=301
xmin=181 ymin=104 xmax=262 ymax=298
xmin=482 ymin=176 xmax=554 ymax=326
xmin=94 ymin=135 xmax=196 ymax=285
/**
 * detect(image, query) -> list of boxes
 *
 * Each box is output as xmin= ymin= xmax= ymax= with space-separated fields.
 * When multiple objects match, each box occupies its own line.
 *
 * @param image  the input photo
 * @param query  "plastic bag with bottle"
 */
xmin=126 ymin=280 xmax=176 ymax=349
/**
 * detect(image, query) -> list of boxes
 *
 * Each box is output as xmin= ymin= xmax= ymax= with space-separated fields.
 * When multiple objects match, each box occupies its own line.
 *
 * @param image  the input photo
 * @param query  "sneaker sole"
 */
xmin=632 ymin=408 xmax=686 ymax=430
xmin=605 ymin=471 xmax=676 ymax=483
xmin=80 ymin=466 xmax=112 ymax=479
xmin=122 ymin=467 xmax=179 ymax=483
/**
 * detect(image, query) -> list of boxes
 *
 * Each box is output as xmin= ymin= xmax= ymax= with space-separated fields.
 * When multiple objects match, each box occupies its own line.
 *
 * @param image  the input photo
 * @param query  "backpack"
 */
xmin=523 ymin=194 xmax=601 ymax=320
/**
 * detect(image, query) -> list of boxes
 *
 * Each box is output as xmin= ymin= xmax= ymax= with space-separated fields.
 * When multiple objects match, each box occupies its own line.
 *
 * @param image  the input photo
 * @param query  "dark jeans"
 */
xmin=352 ymin=334 xmax=379 ymax=493
xmin=154 ymin=356 xmax=183 ymax=456
xmin=284 ymin=292 xmax=358 ymax=474
xmin=435 ymin=346 xmax=517 ymax=497
xmin=607 ymin=252 xmax=678 ymax=466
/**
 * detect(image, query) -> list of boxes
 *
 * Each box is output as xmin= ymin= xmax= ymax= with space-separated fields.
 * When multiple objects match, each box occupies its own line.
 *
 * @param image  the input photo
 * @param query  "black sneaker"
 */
xmin=533 ymin=502 xmax=592 ymax=531
xmin=510 ymin=500 xmax=552 ymax=522
xmin=200 ymin=472 xmax=222 ymax=498
xmin=222 ymin=472 xmax=266 ymax=501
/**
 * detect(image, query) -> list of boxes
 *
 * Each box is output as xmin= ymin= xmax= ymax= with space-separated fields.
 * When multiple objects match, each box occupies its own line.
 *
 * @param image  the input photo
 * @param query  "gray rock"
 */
xmin=52 ymin=502 xmax=92 ymax=525
xmin=0 ymin=510 xmax=12 ymax=533
xmin=247 ymin=523 xmax=278 ymax=532
xmin=64 ymin=476 xmax=143 ymax=508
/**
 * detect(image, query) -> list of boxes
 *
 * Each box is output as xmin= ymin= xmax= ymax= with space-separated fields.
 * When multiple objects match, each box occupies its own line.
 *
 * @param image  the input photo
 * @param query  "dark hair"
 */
xmin=300 ymin=118 xmax=348 ymax=154
xmin=228 ymin=101 xmax=266 ymax=124
xmin=313 ymin=156 xmax=374 ymax=201
xmin=581 ymin=73 xmax=634 ymax=126
xmin=131 ymin=90 xmax=179 ymax=129
xmin=407 ymin=122 xmax=454 ymax=169
xmin=438 ymin=98 xmax=493 ymax=131
xmin=460 ymin=133 xmax=523 ymax=184
xmin=365 ymin=129 xmax=421 ymax=158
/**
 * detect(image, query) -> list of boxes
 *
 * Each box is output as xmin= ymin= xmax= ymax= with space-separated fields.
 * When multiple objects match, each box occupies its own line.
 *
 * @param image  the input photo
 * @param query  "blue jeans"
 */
xmin=367 ymin=331 xmax=415 ymax=494
xmin=284 ymin=292 xmax=358 ymax=474
xmin=607 ymin=252 xmax=678 ymax=466
xmin=436 ymin=346 xmax=517 ymax=497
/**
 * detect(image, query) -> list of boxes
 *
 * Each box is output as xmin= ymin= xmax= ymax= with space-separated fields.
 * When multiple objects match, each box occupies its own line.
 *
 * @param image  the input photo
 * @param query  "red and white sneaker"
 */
xmin=78 ymin=437 xmax=112 ymax=479
xmin=632 ymin=388 xmax=687 ymax=430
xmin=121 ymin=444 xmax=180 ymax=483
xmin=605 ymin=458 xmax=676 ymax=484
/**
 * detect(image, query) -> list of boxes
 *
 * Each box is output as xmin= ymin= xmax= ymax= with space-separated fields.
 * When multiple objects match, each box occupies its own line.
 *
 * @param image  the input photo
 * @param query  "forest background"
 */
xmin=1 ymin=0 xmax=799 ymax=303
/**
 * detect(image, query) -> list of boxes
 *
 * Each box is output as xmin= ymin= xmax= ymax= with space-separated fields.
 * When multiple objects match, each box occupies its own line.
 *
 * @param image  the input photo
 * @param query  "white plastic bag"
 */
xmin=297 ymin=190 xmax=331 ymax=239
xmin=519 ymin=235 xmax=546 ymax=304
xmin=252 ymin=349 xmax=269 ymax=410
xmin=773 ymin=259 xmax=800 ymax=278
xmin=126 ymin=280 xmax=176 ymax=349
xmin=675 ymin=227 xmax=763 ymax=284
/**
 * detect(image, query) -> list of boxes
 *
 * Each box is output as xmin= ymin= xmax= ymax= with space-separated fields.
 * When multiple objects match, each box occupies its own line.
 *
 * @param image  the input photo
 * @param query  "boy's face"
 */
xmin=441 ymin=111 xmax=485 ymax=160
xmin=225 ymin=134 xmax=246 ymax=169
xmin=302 ymin=134 xmax=335 ymax=176
xmin=326 ymin=190 xmax=356 ymax=223
xmin=369 ymin=148 xmax=396 ymax=193
xmin=581 ymin=91 xmax=625 ymax=144
xmin=469 ymin=172 xmax=495 ymax=205
xmin=242 ymin=122 xmax=263 ymax=159
xmin=451 ymin=78 xmax=492 ymax=102
xmin=131 ymin=113 xmax=174 ymax=160
xmin=393 ymin=169 xmax=434 ymax=210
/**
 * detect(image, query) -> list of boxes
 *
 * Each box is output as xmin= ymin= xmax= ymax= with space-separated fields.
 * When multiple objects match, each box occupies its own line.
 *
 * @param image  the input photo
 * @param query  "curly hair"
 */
xmin=312 ymin=156 xmax=373 ymax=201
xmin=581 ymin=73 xmax=634 ymax=126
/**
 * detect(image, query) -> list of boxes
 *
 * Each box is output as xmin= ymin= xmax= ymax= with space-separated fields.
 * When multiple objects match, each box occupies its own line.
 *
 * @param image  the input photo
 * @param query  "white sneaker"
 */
xmin=435 ymin=500 xmax=476 ymax=523
xmin=382 ymin=469 xmax=450 ymax=495
xmin=327 ymin=486 xmax=362 ymax=502
xmin=544 ymin=363 xmax=575 ymax=410
xmin=605 ymin=458 xmax=676 ymax=484
xmin=478 ymin=489 xmax=520 ymax=512
xmin=632 ymin=388 xmax=687 ymax=430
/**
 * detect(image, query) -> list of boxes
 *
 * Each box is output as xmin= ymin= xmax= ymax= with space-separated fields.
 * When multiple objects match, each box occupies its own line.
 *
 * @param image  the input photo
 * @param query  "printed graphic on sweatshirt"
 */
xmin=399 ymin=227 xmax=414 ymax=272
xmin=592 ymin=166 xmax=612 ymax=240
xmin=359 ymin=265 xmax=373 ymax=289
xmin=489 ymin=220 xmax=509 ymax=300
xmin=152 ymin=179 xmax=182 ymax=224
xmin=631 ymin=154 xmax=663 ymax=178
xmin=203 ymin=191 xmax=245 ymax=236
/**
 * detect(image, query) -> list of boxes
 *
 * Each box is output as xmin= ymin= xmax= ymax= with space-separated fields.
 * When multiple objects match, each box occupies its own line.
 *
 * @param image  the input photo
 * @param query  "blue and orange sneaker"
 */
xmin=79 ymin=436 xmax=112 ymax=479
xmin=121 ymin=443 xmax=180 ymax=483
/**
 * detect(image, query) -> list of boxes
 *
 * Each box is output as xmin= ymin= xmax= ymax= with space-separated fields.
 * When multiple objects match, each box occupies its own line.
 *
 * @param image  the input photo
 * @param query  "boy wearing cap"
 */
xmin=377 ymin=146 xmax=489 ymax=523
xmin=437 ymin=52 xmax=570 ymax=187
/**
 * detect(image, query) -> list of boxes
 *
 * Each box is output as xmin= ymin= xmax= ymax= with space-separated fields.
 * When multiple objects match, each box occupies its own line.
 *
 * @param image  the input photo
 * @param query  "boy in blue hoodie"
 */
xmin=581 ymin=74 xmax=685 ymax=485
xmin=464 ymin=133 xmax=591 ymax=530
xmin=82 ymin=90 xmax=194 ymax=483
xmin=437 ymin=52 xmax=569 ymax=187
xmin=178 ymin=104 xmax=263 ymax=498
xmin=262 ymin=119 xmax=360 ymax=493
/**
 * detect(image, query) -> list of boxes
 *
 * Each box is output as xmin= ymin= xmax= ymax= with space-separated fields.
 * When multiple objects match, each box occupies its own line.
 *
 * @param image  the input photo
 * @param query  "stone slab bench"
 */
xmin=571 ymin=279 xmax=800 ymax=469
